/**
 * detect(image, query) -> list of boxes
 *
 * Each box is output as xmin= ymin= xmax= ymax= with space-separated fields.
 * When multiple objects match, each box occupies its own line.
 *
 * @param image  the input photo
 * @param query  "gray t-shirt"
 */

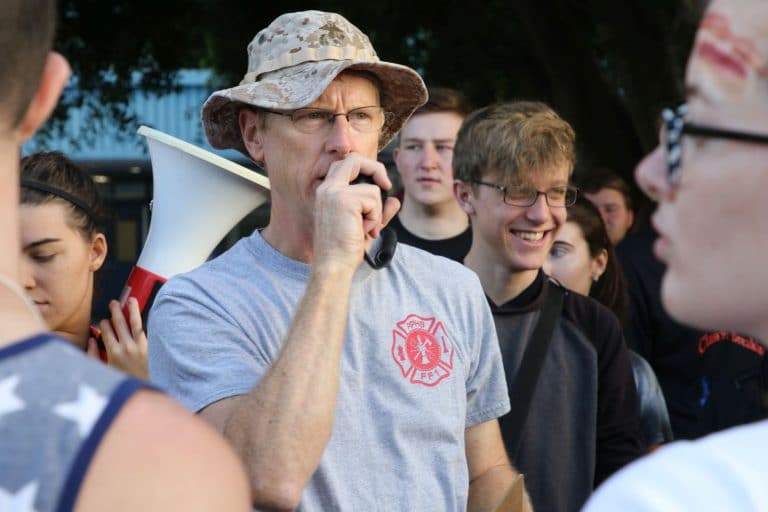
xmin=0 ymin=335 xmax=146 ymax=511
xmin=149 ymin=231 xmax=510 ymax=511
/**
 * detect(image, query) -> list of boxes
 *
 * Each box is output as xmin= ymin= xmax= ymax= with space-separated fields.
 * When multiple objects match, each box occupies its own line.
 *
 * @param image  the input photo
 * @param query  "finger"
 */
xmin=98 ymin=317 xmax=116 ymax=345
xmin=365 ymin=195 xmax=400 ymax=239
xmin=127 ymin=297 xmax=144 ymax=339
xmin=98 ymin=318 xmax=124 ymax=359
xmin=326 ymin=153 xmax=387 ymax=187
xmin=370 ymin=162 xmax=392 ymax=191
xmin=381 ymin=196 xmax=401 ymax=229
xmin=359 ymin=191 xmax=384 ymax=236
xmin=109 ymin=299 xmax=133 ymax=344
xmin=86 ymin=337 xmax=101 ymax=359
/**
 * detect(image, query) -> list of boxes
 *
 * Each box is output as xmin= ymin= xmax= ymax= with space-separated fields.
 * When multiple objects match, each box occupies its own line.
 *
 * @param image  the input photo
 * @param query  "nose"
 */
xmin=524 ymin=192 xmax=552 ymax=223
xmin=419 ymin=143 xmax=439 ymax=170
xmin=635 ymin=145 xmax=671 ymax=202
xmin=325 ymin=115 xmax=354 ymax=157
xmin=19 ymin=258 xmax=36 ymax=290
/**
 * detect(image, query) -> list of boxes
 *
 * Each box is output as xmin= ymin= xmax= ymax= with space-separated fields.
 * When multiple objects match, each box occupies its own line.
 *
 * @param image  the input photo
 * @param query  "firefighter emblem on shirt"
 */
xmin=392 ymin=314 xmax=454 ymax=387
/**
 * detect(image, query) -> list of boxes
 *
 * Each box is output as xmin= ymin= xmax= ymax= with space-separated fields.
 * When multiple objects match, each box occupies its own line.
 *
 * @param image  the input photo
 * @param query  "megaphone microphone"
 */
xmin=107 ymin=127 xmax=270 ymax=360
xmin=350 ymin=174 xmax=397 ymax=269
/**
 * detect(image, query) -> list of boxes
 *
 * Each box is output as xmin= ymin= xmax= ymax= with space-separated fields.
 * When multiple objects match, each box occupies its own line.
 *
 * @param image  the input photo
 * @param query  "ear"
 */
xmin=627 ymin=208 xmax=635 ymax=229
xmin=239 ymin=109 xmax=265 ymax=163
xmin=454 ymin=180 xmax=476 ymax=215
xmin=88 ymin=233 xmax=108 ymax=272
xmin=17 ymin=52 xmax=71 ymax=143
xmin=590 ymin=248 xmax=608 ymax=280
xmin=392 ymin=146 xmax=401 ymax=167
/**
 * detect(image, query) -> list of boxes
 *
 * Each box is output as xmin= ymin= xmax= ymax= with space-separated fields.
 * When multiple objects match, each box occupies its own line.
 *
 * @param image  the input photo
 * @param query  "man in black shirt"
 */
xmin=390 ymin=87 xmax=473 ymax=262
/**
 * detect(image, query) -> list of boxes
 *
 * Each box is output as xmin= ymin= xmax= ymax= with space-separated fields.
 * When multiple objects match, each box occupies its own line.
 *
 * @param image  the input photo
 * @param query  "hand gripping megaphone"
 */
xmin=119 ymin=125 xmax=270 ymax=319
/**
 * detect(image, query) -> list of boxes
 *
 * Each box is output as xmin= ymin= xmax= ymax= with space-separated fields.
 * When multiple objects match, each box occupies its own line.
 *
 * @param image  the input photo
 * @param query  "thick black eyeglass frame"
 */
xmin=663 ymin=103 xmax=768 ymax=185
xmin=471 ymin=180 xmax=578 ymax=207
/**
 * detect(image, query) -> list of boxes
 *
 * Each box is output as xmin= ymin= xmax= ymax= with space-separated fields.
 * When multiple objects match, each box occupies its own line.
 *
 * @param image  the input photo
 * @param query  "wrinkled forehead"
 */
xmin=686 ymin=0 xmax=768 ymax=125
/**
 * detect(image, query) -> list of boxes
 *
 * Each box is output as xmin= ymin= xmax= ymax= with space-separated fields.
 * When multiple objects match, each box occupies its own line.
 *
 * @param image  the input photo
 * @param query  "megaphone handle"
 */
xmin=121 ymin=266 xmax=167 ymax=310
xmin=120 ymin=265 xmax=168 ymax=330
xmin=94 ymin=266 xmax=165 ymax=365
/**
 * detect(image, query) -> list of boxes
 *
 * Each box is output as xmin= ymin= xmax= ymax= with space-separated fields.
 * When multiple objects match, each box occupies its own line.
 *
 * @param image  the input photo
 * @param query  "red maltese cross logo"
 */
xmin=391 ymin=314 xmax=454 ymax=387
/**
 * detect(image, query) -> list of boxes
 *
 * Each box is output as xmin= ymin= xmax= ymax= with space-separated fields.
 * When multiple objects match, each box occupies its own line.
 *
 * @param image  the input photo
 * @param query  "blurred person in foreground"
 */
xmin=585 ymin=0 xmax=768 ymax=509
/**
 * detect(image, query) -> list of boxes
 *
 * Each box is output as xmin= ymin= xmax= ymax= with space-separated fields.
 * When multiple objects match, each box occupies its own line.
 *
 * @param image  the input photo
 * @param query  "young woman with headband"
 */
xmin=19 ymin=151 xmax=148 ymax=379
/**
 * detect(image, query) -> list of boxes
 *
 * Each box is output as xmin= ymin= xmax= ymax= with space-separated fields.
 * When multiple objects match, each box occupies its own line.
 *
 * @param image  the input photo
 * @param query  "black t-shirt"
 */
xmin=388 ymin=215 xmax=472 ymax=263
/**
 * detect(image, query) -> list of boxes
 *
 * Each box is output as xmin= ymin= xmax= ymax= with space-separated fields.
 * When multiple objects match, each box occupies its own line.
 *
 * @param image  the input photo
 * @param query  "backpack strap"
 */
xmin=505 ymin=282 xmax=566 ymax=458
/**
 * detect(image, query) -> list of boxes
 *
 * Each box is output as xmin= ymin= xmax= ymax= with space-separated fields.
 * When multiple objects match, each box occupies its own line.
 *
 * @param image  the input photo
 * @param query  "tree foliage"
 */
xmin=48 ymin=0 xmax=703 ymax=203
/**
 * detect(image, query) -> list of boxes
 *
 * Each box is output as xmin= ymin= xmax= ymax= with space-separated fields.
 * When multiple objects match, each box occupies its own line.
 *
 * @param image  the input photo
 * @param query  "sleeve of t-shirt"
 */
xmin=147 ymin=272 xmax=273 ymax=413
xmin=463 ymin=274 xmax=511 ymax=428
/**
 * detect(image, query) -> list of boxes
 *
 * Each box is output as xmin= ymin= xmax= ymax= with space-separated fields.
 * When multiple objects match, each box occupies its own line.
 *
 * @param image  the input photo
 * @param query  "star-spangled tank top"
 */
xmin=0 ymin=334 xmax=148 ymax=512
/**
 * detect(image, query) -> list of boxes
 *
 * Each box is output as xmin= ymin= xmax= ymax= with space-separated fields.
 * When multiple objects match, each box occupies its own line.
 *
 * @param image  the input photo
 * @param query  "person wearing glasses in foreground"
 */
xmin=453 ymin=101 xmax=643 ymax=512
xmin=148 ymin=10 xmax=524 ymax=511
xmin=584 ymin=0 xmax=768 ymax=509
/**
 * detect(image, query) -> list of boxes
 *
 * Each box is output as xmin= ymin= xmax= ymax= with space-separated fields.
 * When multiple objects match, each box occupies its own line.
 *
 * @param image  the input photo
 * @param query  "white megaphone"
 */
xmin=119 ymin=126 xmax=270 ymax=317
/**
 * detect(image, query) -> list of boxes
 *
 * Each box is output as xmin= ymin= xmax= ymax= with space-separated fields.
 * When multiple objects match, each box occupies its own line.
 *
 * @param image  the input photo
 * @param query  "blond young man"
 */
xmin=454 ymin=101 xmax=642 ymax=512
xmin=0 ymin=1 xmax=250 ymax=511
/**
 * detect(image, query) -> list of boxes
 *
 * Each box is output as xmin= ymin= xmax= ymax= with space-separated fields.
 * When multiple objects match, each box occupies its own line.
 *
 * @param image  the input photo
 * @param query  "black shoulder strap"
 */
xmin=505 ymin=282 xmax=566 ymax=458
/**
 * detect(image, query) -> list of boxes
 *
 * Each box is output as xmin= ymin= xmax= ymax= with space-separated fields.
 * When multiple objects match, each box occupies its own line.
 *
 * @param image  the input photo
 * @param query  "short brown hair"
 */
xmin=0 ymin=0 xmax=57 ymax=129
xmin=581 ymin=169 xmax=633 ymax=210
xmin=453 ymin=101 xmax=576 ymax=185
xmin=413 ymin=87 xmax=473 ymax=118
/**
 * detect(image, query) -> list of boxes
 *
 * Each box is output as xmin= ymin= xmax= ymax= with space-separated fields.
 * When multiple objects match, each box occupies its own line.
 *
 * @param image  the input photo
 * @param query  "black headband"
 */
xmin=21 ymin=179 xmax=99 ymax=223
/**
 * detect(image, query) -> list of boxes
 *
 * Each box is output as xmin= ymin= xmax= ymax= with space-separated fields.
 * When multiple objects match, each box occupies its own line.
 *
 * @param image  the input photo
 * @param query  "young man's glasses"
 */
xmin=472 ymin=181 xmax=578 ymax=207
xmin=663 ymin=103 xmax=768 ymax=185
xmin=260 ymin=106 xmax=391 ymax=134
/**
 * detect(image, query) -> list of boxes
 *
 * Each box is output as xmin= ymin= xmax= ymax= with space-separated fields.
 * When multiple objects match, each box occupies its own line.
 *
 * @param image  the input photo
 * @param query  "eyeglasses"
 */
xmin=472 ymin=180 xmax=578 ymax=207
xmin=663 ymin=103 xmax=768 ymax=185
xmin=260 ymin=106 xmax=391 ymax=135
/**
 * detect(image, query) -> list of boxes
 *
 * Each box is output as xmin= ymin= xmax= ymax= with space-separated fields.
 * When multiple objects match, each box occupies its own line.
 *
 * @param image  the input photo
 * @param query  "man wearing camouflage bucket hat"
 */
xmin=148 ymin=10 xmax=527 ymax=511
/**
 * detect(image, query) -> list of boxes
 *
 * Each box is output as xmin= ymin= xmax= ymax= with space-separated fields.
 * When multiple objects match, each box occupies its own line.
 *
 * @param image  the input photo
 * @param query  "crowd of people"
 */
xmin=2 ymin=0 xmax=768 ymax=510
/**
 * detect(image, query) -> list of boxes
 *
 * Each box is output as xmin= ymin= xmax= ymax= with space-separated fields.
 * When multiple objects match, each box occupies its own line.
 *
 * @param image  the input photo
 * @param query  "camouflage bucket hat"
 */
xmin=202 ymin=10 xmax=428 ymax=155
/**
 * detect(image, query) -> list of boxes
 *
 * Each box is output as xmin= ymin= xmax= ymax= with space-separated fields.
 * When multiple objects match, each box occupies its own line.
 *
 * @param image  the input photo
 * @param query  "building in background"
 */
xmin=23 ymin=70 xmax=267 ymax=319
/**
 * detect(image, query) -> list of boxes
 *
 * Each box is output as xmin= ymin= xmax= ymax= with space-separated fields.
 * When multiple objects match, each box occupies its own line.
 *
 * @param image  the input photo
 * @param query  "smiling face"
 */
xmin=635 ymin=0 xmax=768 ymax=338
xmin=241 ymin=72 xmax=382 ymax=229
xmin=393 ymin=111 xmax=464 ymax=209
xmin=19 ymin=201 xmax=106 ymax=347
xmin=463 ymin=163 xmax=570 ymax=273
